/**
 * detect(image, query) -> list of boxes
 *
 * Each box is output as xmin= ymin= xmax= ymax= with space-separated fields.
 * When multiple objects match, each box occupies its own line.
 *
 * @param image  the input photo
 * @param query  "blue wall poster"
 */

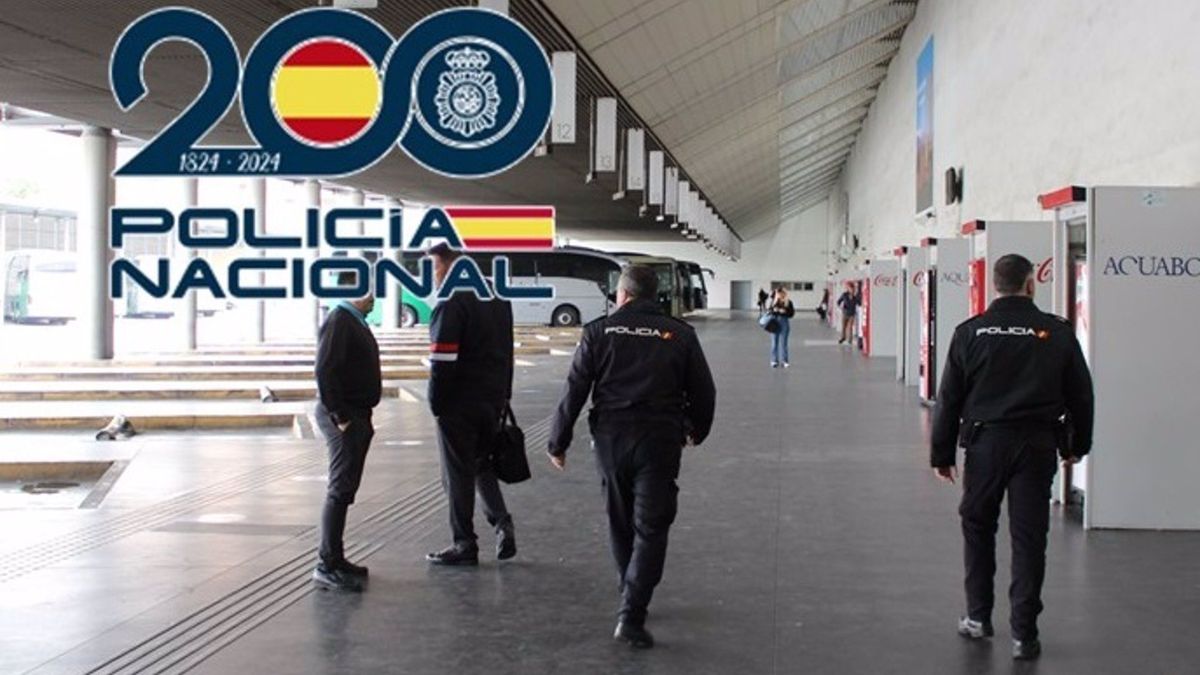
xmin=916 ymin=37 xmax=934 ymax=215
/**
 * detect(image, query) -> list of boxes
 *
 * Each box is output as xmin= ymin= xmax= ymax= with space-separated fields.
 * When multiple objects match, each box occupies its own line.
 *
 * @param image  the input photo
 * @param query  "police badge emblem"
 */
xmin=435 ymin=47 xmax=500 ymax=138
xmin=397 ymin=10 xmax=552 ymax=177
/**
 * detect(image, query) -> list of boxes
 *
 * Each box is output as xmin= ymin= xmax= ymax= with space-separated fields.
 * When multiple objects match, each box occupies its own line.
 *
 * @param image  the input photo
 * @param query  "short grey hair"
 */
xmin=618 ymin=264 xmax=658 ymax=301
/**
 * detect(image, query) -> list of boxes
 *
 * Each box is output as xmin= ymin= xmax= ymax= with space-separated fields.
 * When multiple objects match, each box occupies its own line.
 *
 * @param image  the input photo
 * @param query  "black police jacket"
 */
xmin=548 ymin=299 xmax=716 ymax=456
xmin=315 ymin=305 xmax=382 ymax=425
xmin=930 ymin=295 xmax=1094 ymax=467
xmin=427 ymin=290 xmax=514 ymax=417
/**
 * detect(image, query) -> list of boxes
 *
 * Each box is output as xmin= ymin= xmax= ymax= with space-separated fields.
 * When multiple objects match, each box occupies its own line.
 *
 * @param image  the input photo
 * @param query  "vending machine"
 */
xmin=918 ymin=237 xmax=970 ymax=404
xmin=1040 ymin=185 xmax=1200 ymax=530
xmin=894 ymin=247 xmax=908 ymax=380
xmin=824 ymin=276 xmax=840 ymax=329
xmin=961 ymin=220 xmax=1053 ymax=316
xmin=862 ymin=258 xmax=899 ymax=358
xmin=902 ymin=245 xmax=927 ymax=387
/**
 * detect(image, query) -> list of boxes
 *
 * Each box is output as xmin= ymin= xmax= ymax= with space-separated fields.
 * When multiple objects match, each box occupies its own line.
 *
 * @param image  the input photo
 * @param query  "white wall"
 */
xmin=573 ymin=199 xmax=829 ymax=309
xmin=837 ymin=0 xmax=1200 ymax=262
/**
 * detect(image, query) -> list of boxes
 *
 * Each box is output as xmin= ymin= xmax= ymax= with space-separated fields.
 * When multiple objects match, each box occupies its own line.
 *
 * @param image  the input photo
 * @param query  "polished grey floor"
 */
xmin=3 ymin=312 xmax=1199 ymax=674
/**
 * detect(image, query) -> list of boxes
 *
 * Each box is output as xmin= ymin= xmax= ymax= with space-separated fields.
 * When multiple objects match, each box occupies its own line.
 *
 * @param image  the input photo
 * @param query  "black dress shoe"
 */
xmin=957 ymin=616 xmax=994 ymax=639
xmin=497 ymin=528 xmax=517 ymax=561
xmin=426 ymin=545 xmax=479 ymax=566
xmin=312 ymin=564 xmax=363 ymax=592
xmin=613 ymin=621 xmax=654 ymax=649
xmin=336 ymin=559 xmax=369 ymax=577
xmin=1013 ymin=639 xmax=1041 ymax=660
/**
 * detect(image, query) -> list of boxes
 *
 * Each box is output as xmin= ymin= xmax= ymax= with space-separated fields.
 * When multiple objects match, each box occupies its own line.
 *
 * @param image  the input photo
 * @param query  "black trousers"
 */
xmin=314 ymin=402 xmax=375 ymax=566
xmin=435 ymin=401 xmax=512 ymax=548
xmin=592 ymin=422 xmax=683 ymax=625
xmin=959 ymin=427 xmax=1058 ymax=641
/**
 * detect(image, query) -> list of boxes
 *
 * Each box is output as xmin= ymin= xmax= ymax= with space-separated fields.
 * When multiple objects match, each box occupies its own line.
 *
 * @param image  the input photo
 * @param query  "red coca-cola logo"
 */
xmin=1036 ymin=257 xmax=1053 ymax=283
xmin=874 ymin=274 xmax=898 ymax=287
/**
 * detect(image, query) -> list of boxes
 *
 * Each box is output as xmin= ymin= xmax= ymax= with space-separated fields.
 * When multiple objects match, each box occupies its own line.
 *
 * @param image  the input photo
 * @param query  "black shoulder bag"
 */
xmin=493 ymin=405 xmax=532 ymax=484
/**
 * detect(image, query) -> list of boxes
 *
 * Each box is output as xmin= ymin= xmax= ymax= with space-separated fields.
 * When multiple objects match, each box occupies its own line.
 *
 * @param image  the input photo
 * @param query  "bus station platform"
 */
xmin=2 ymin=314 xmax=1197 ymax=675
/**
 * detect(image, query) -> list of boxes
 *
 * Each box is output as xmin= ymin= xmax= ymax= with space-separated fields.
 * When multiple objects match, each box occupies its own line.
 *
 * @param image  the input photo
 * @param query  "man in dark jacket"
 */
xmin=548 ymin=264 xmax=716 ymax=649
xmin=312 ymin=271 xmax=382 ymax=593
xmin=425 ymin=244 xmax=516 ymax=566
xmin=931 ymin=254 xmax=1094 ymax=661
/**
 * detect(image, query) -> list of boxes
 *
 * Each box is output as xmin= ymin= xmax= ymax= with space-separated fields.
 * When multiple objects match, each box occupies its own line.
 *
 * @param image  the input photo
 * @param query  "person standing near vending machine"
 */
xmin=836 ymin=282 xmax=858 ymax=344
xmin=930 ymin=254 xmax=1094 ymax=661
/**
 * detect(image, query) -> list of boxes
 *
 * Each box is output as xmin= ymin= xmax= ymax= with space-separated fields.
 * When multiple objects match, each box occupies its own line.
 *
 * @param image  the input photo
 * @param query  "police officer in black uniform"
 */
xmin=931 ymin=254 xmax=1094 ymax=661
xmin=548 ymin=264 xmax=716 ymax=649
xmin=312 ymin=271 xmax=382 ymax=593
xmin=424 ymin=243 xmax=517 ymax=566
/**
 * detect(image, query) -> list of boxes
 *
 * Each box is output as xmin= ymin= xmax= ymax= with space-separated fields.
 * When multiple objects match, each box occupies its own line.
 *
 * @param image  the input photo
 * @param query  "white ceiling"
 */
xmin=545 ymin=0 xmax=917 ymax=237
xmin=0 ymin=0 xmax=917 ymax=244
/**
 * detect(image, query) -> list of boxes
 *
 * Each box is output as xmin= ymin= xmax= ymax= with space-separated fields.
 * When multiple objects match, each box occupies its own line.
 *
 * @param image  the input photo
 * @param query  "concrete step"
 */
xmin=0 ymin=400 xmax=311 ymax=431
xmin=0 ymin=381 xmax=403 ymax=402
xmin=179 ymin=344 xmax=554 ymax=357
xmin=13 ymin=354 xmax=424 ymax=368
xmin=0 ymin=365 xmax=427 ymax=382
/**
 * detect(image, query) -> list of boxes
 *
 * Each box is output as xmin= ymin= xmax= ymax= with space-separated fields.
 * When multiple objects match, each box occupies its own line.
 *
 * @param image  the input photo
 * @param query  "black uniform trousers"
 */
xmin=592 ymin=420 xmax=683 ymax=625
xmin=960 ymin=426 xmax=1058 ymax=641
xmin=435 ymin=400 xmax=512 ymax=548
xmin=314 ymin=402 xmax=375 ymax=566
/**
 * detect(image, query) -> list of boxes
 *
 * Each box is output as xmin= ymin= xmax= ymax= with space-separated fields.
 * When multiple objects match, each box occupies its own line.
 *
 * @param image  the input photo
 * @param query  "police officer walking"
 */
xmin=424 ymin=243 xmax=517 ymax=566
xmin=312 ymin=271 xmax=382 ymax=592
xmin=931 ymin=254 xmax=1094 ymax=661
xmin=548 ymin=265 xmax=716 ymax=649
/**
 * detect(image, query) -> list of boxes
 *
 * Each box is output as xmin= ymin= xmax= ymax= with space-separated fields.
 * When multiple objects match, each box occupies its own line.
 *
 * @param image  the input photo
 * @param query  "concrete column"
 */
xmin=306 ymin=179 xmax=322 ymax=335
xmin=0 ymin=209 xmax=7 ymax=264
xmin=78 ymin=126 xmax=116 ymax=360
xmin=352 ymin=189 xmax=366 ymax=236
xmin=382 ymin=197 xmax=403 ymax=329
xmin=179 ymin=178 xmax=199 ymax=351
xmin=252 ymin=179 xmax=268 ymax=343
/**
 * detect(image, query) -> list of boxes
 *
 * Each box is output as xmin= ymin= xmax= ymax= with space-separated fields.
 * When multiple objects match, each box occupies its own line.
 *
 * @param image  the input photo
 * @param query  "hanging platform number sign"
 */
xmin=110 ymin=7 xmax=554 ymax=179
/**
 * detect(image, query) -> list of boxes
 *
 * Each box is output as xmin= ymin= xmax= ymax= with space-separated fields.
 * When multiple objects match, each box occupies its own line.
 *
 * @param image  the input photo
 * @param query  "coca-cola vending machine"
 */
xmin=1040 ymin=185 xmax=1200 ymax=530
xmin=919 ymin=237 xmax=970 ymax=404
xmin=902 ymin=245 xmax=928 ymax=388
xmin=961 ymin=220 xmax=1053 ymax=317
xmin=862 ymin=258 xmax=899 ymax=358
xmin=893 ymin=247 xmax=908 ymax=380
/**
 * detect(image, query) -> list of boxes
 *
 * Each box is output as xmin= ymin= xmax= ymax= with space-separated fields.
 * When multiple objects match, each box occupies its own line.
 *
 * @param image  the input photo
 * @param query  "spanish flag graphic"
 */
xmin=271 ymin=39 xmax=381 ymax=147
xmin=444 ymin=206 xmax=556 ymax=250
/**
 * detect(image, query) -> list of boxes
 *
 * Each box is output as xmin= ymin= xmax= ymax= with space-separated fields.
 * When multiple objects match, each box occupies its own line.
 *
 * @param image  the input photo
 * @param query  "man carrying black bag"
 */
xmin=425 ymin=243 xmax=517 ymax=566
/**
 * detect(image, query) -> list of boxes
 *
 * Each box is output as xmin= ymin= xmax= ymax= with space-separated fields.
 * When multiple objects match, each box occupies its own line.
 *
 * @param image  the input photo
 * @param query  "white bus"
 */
xmin=2 ymin=250 xmax=77 ymax=324
xmin=609 ymin=253 xmax=688 ymax=317
xmin=398 ymin=247 xmax=625 ymax=327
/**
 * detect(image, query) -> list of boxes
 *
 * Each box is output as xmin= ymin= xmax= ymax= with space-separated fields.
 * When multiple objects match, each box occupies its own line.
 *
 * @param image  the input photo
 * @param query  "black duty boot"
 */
xmin=1012 ymin=639 xmax=1042 ymax=661
xmin=957 ymin=616 xmax=994 ymax=640
xmin=497 ymin=524 xmax=517 ymax=561
xmin=336 ymin=559 xmax=369 ymax=578
xmin=613 ymin=621 xmax=654 ymax=649
xmin=312 ymin=563 xmax=363 ymax=592
xmin=426 ymin=544 xmax=479 ymax=566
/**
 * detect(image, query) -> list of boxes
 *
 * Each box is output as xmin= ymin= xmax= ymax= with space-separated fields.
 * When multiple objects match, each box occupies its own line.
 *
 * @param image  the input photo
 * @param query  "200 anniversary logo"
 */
xmin=111 ymin=6 xmax=552 ymax=178
xmin=108 ymin=6 xmax=558 ymax=303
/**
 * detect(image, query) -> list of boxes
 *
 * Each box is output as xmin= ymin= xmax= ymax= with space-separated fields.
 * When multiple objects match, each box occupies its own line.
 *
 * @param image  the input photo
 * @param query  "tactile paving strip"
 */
xmin=82 ymin=416 xmax=555 ymax=675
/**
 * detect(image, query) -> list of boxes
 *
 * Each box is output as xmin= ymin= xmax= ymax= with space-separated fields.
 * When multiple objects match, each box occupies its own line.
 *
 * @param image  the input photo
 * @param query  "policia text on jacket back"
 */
xmin=930 ymin=254 xmax=1094 ymax=661
xmin=548 ymin=264 xmax=717 ymax=649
